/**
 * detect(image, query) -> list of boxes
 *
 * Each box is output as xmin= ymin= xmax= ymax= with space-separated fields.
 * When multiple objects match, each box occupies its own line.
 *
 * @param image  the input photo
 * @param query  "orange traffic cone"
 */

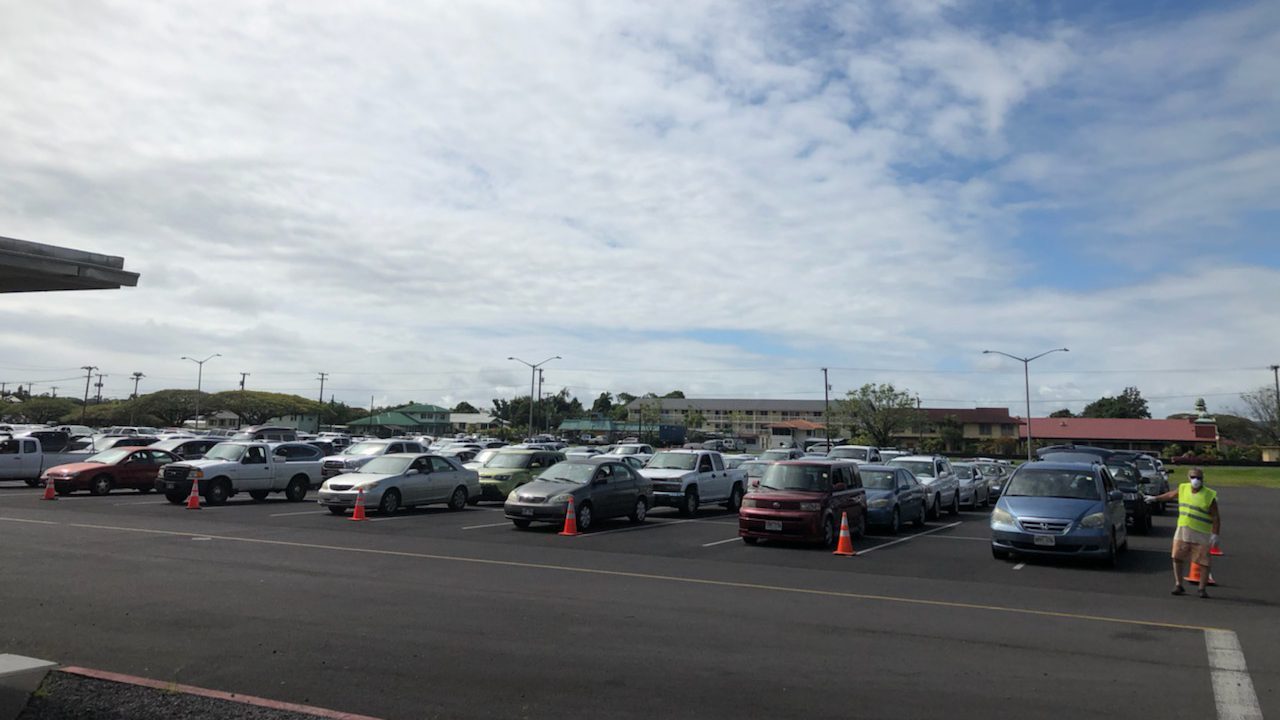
xmin=559 ymin=496 xmax=579 ymax=536
xmin=185 ymin=478 xmax=202 ymax=510
xmin=41 ymin=478 xmax=57 ymax=501
xmin=833 ymin=512 xmax=856 ymax=556
xmin=1210 ymin=540 xmax=1224 ymax=557
xmin=349 ymin=487 xmax=368 ymax=522
xmin=1183 ymin=562 xmax=1217 ymax=586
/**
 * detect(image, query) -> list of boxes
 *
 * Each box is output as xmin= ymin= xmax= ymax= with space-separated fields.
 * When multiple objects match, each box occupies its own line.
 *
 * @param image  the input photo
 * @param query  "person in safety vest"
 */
xmin=1145 ymin=467 xmax=1220 ymax=598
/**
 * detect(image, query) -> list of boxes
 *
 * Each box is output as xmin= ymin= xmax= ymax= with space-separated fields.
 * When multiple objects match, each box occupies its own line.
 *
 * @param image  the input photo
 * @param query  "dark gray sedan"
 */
xmin=504 ymin=457 xmax=653 ymax=531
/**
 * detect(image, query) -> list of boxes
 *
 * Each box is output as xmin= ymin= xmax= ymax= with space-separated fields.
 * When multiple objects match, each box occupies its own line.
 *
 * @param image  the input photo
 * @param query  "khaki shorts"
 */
xmin=1172 ymin=540 xmax=1210 ymax=567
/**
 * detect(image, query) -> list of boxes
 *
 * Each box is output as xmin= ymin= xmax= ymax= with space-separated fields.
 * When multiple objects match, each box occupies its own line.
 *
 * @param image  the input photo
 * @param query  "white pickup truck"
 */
xmin=0 ymin=435 xmax=88 ymax=486
xmin=155 ymin=441 xmax=324 ymax=505
xmin=639 ymin=449 xmax=748 ymax=516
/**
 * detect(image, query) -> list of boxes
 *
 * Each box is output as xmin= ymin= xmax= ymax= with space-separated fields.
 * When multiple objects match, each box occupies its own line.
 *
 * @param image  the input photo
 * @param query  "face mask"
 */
xmin=1190 ymin=478 xmax=1203 ymax=490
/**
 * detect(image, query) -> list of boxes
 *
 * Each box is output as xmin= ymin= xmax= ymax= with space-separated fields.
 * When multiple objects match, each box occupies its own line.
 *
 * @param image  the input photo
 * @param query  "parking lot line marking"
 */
xmin=1013 ymin=562 xmax=1026 ymax=570
xmin=1205 ymin=630 xmax=1262 ymax=720
xmin=112 ymin=500 xmax=162 ymax=506
xmin=856 ymin=522 xmax=963 ymax=555
xmin=701 ymin=537 xmax=741 ymax=548
xmin=462 ymin=521 xmax=512 ymax=530
xmin=579 ymin=518 xmax=702 ymax=537
xmin=15 ymin=516 xmax=1222 ymax=633
xmin=269 ymin=510 xmax=321 ymax=517
xmin=0 ymin=517 xmax=58 ymax=525
xmin=920 ymin=535 xmax=989 ymax=541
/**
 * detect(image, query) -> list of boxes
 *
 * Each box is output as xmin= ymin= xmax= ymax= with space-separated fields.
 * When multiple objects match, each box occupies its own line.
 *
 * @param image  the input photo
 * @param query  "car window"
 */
xmin=409 ymin=457 xmax=430 ymax=473
xmin=698 ymin=455 xmax=713 ymax=473
xmin=1101 ymin=469 xmax=1115 ymax=494
xmin=711 ymin=454 xmax=724 ymax=471
xmin=429 ymin=457 xmax=454 ymax=473
xmin=0 ymin=440 xmax=17 ymax=454
xmin=245 ymin=446 xmax=267 ymax=464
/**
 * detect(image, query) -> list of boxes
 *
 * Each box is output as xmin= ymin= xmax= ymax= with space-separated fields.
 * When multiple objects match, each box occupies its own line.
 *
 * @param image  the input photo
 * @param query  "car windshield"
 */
xmin=1107 ymin=464 xmax=1140 ymax=483
xmin=472 ymin=449 xmax=499 ymax=465
xmin=742 ymin=462 xmax=768 ymax=478
xmin=610 ymin=446 xmax=639 ymax=455
xmin=344 ymin=442 xmax=389 ymax=456
xmin=358 ymin=456 xmax=414 ymax=475
xmin=892 ymin=460 xmax=935 ymax=478
xmin=85 ymin=448 xmax=133 ymax=464
xmin=538 ymin=463 xmax=595 ymax=485
xmin=1003 ymin=469 xmax=1100 ymax=500
xmin=829 ymin=448 xmax=868 ymax=460
xmin=204 ymin=443 xmax=246 ymax=461
xmin=953 ymin=465 xmax=975 ymax=479
xmin=861 ymin=470 xmax=896 ymax=490
xmin=760 ymin=465 xmax=832 ymax=492
xmin=1135 ymin=457 xmax=1154 ymax=470
xmin=485 ymin=453 xmax=533 ymax=469
xmin=760 ymin=450 xmax=791 ymax=461
xmin=647 ymin=452 xmax=698 ymax=470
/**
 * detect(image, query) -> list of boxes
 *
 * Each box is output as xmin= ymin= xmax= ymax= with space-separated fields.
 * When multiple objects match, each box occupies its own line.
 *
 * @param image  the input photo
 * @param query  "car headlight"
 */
xmin=191 ymin=469 xmax=204 ymax=479
xmin=868 ymin=498 xmax=891 ymax=508
xmin=491 ymin=474 xmax=512 ymax=482
xmin=741 ymin=497 xmax=758 ymax=508
xmin=1079 ymin=512 xmax=1105 ymax=529
xmin=360 ymin=483 xmax=380 ymax=493
xmin=550 ymin=493 xmax=574 ymax=504
xmin=991 ymin=508 xmax=1014 ymax=526
xmin=798 ymin=502 xmax=821 ymax=512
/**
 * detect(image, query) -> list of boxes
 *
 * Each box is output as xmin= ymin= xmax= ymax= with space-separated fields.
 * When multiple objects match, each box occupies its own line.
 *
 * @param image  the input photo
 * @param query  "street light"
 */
xmin=982 ymin=348 xmax=1069 ymax=463
xmin=508 ymin=356 xmax=560 ymax=441
xmin=181 ymin=353 xmax=221 ymax=430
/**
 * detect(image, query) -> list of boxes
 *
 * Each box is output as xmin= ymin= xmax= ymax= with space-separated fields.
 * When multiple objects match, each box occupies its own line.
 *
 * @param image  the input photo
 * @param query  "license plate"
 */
xmin=1033 ymin=534 xmax=1056 ymax=547
xmin=522 ymin=508 xmax=533 ymax=516
xmin=765 ymin=520 xmax=783 ymax=532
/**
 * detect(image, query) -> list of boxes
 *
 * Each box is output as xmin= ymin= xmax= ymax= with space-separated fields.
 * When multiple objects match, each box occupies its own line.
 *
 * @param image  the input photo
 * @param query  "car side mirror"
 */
xmin=593 ymin=477 xmax=608 ymax=485
xmin=1109 ymin=490 xmax=1123 ymax=501
xmin=406 ymin=469 xmax=419 ymax=476
xmin=833 ymin=482 xmax=847 ymax=491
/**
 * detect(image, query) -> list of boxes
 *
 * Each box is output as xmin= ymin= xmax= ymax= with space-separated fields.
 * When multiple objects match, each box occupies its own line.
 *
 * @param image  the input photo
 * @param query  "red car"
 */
xmin=739 ymin=460 xmax=867 ymax=546
xmin=41 ymin=447 xmax=181 ymax=496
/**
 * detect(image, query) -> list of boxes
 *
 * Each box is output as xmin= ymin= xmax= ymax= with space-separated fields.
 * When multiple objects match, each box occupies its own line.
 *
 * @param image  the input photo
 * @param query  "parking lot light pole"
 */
xmin=982 ymin=348 xmax=1069 ymax=463
xmin=508 ymin=356 xmax=560 ymax=441
xmin=181 ymin=353 xmax=221 ymax=430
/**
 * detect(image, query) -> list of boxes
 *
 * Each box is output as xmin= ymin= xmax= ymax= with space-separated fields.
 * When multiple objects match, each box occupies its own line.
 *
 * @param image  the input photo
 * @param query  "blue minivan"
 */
xmin=990 ymin=461 xmax=1128 ymax=566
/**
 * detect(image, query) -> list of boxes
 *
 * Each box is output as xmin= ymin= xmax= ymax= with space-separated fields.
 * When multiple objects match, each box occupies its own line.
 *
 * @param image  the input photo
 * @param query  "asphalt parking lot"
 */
xmin=0 ymin=483 xmax=1274 ymax=720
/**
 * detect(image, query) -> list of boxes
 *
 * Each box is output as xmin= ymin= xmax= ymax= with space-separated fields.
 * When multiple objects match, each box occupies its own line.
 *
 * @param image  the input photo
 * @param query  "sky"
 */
xmin=1 ymin=0 xmax=1278 ymax=419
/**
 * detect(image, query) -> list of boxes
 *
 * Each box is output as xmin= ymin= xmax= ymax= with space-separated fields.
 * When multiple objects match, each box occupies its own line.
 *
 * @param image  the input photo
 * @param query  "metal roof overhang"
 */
xmin=0 ymin=236 xmax=140 ymax=293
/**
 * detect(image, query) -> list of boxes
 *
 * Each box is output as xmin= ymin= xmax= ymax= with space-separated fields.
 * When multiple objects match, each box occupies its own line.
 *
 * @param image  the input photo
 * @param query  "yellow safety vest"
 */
xmin=1177 ymin=484 xmax=1216 ymax=535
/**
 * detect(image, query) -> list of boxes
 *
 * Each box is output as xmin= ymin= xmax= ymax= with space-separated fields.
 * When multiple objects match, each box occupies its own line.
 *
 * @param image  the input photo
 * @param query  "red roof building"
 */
xmin=1021 ymin=417 xmax=1218 ymax=452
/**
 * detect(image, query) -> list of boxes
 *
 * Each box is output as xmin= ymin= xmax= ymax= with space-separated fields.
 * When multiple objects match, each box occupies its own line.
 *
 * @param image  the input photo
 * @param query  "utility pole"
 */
xmin=822 ymin=368 xmax=831 ymax=449
xmin=93 ymin=373 xmax=106 ymax=403
xmin=1271 ymin=365 xmax=1279 ymax=442
xmin=130 ymin=372 xmax=145 ymax=399
xmin=80 ymin=366 xmax=97 ymax=425
xmin=536 ymin=369 xmax=544 ymax=436
xmin=239 ymin=372 xmax=249 ymax=391
xmin=50 ymin=386 xmax=58 ymax=398
xmin=316 ymin=372 xmax=328 ymax=434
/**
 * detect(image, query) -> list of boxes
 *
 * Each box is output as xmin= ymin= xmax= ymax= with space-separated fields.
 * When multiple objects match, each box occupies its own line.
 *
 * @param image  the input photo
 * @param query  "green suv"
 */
xmin=477 ymin=449 xmax=565 ymax=500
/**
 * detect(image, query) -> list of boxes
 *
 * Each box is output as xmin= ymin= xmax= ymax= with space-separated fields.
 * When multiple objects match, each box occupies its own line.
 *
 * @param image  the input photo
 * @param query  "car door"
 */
xmin=899 ymin=470 xmax=924 ymax=521
xmin=428 ymin=456 xmax=457 ymax=502
xmin=696 ymin=454 xmax=720 ymax=501
xmin=240 ymin=445 xmax=272 ymax=490
xmin=401 ymin=456 xmax=431 ymax=505
xmin=1100 ymin=468 xmax=1126 ymax=543
xmin=116 ymin=449 xmax=152 ymax=489
xmin=936 ymin=459 xmax=955 ymax=503
xmin=0 ymin=438 xmax=23 ymax=479
xmin=589 ymin=464 xmax=623 ymax=517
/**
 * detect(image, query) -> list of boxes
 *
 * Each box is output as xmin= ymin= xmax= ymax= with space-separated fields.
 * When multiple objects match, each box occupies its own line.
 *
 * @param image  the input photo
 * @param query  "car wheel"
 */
xmin=447 ymin=486 xmax=467 ymax=511
xmin=248 ymin=490 xmax=270 ymax=501
xmin=466 ymin=496 xmax=480 ymax=506
xmin=138 ymin=487 xmax=152 ymax=494
xmin=378 ymin=488 xmax=401 ymax=515
xmin=577 ymin=502 xmax=593 ymax=532
xmin=949 ymin=491 xmax=960 ymax=516
xmin=205 ymin=479 xmax=231 ymax=506
xmin=725 ymin=484 xmax=743 ymax=512
xmin=913 ymin=502 xmax=927 ymax=527
xmin=853 ymin=511 xmax=867 ymax=539
xmin=327 ymin=506 xmax=347 ymax=516
xmin=888 ymin=508 xmax=900 ymax=536
xmin=743 ymin=536 xmax=759 ymax=545
xmin=23 ymin=478 xmax=40 ymax=487
xmin=628 ymin=497 xmax=648 ymax=523
xmin=89 ymin=475 xmax=112 ymax=496
xmin=929 ymin=495 xmax=941 ymax=520
xmin=284 ymin=476 xmax=308 ymax=502
xmin=512 ymin=519 xmax=531 ymax=529
xmin=992 ymin=546 xmax=1010 ymax=560
xmin=56 ymin=487 xmax=73 ymax=496
xmin=164 ymin=491 xmax=186 ymax=505
xmin=821 ymin=515 xmax=836 ymax=548
xmin=678 ymin=488 xmax=699 ymax=517
xmin=980 ymin=488 xmax=989 ymax=508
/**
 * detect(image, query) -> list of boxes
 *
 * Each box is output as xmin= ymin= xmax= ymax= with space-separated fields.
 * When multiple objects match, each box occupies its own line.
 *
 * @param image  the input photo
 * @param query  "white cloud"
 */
xmin=0 ymin=1 xmax=1276 ymax=420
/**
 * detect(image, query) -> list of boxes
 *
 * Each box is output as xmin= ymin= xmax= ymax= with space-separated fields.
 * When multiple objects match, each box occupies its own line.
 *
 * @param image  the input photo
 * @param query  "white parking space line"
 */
xmin=1013 ymin=562 xmax=1026 ymax=571
xmin=113 ymin=500 xmax=163 ymax=506
xmin=855 ymin=522 xmax=963 ymax=555
xmin=919 ymin=535 xmax=989 ymax=541
xmin=462 ymin=521 xmax=512 ymax=530
xmin=269 ymin=510 xmax=323 ymax=518
xmin=1205 ymin=629 xmax=1262 ymax=720
xmin=701 ymin=537 xmax=742 ymax=548
xmin=579 ymin=518 xmax=701 ymax=537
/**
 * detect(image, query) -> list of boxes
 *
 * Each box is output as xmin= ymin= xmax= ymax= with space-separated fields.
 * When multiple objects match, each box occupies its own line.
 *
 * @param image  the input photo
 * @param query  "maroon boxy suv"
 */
xmin=738 ymin=460 xmax=867 ymax=547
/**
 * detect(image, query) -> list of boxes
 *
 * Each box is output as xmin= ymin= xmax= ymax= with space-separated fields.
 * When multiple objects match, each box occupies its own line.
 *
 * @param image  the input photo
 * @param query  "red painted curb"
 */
xmin=59 ymin=666 xmax=382 ymax=720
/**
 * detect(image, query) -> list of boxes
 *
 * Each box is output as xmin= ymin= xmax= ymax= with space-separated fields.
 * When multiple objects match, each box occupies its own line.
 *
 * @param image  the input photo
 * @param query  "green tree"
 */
xmin=134 ymin=389 xmax=208 ymax=427
xmin=685 ymin=410 xmax=706 ymax=432
xmin=1049 ymin=408 xmax=1074 ymax=418
xmin=1236 ymin=387 xmax=1280 ymax=444
xmin=610 ymin=393 xmax=637 ymax=422
xmin=1082 ymin=387 xmax=1150 ymax=419
xmin=937 ymin=414 xmax=965 ymax=452
xmin=12 ymin=396 xmax=79 ymax=423
xmin=831 ymin=383 xmax=923 ymax=448
xmin=591 ymin=392 xmax=614 ymax=415
xmin=451 ymin=401 xmax=480 ymax=414
xmin=662 ymin=390 xmax=686 ymax=399
xmin=207 ymin=391 xmax=322 ymax=426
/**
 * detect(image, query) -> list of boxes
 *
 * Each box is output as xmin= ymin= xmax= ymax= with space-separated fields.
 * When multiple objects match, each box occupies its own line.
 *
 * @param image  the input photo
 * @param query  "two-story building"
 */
xmin=345 ymin=403 xmax=451 ymax=438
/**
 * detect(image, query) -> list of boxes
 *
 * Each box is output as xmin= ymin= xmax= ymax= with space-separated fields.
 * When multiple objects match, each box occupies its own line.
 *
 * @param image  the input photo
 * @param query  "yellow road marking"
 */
xmin=0 ymin=516 xmax=1222 ymax=633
